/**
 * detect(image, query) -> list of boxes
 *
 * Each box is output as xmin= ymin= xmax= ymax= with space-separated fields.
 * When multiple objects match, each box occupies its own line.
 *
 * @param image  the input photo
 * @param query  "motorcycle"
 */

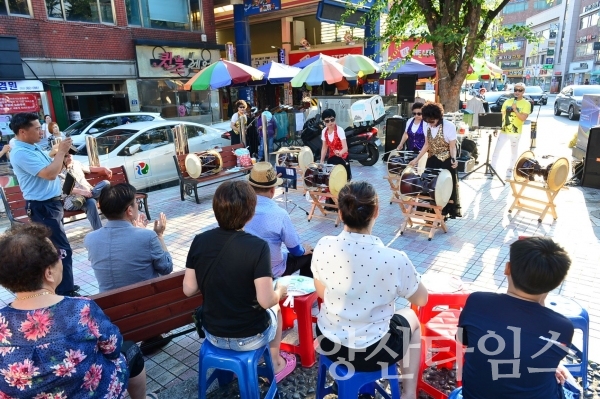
xmin=300 ymin=114 xmax=383 ymax=166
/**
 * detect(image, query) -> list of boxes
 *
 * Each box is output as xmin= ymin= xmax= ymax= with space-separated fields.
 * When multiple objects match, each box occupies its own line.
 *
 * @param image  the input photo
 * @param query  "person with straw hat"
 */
xmin=245 ymin=162 xmax=314 ymax=278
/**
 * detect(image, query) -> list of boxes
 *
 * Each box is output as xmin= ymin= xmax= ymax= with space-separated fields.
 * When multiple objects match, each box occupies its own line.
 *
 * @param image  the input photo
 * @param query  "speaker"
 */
xmin=397 ymin=74 xmax=418 ymax=103
xmin=582 ymin=126 xmax=600 ymax=189
xmin=383 ymin=118 xmax=406 ymax=161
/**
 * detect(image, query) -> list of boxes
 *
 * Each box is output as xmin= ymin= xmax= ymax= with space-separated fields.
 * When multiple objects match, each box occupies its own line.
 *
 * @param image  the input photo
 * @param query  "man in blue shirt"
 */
xmin=84 ymin=183 xmax=172 ymax=292
xmin=9 ymin=113 xmax=79 ymax=296
xmin=458 ymin=237 xmax=574 ymax=399
xmin=245 ymin=162 xmax=313 ymax=278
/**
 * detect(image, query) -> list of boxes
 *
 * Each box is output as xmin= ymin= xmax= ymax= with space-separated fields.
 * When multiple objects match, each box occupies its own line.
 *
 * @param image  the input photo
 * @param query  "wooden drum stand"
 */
xmin=392 ymin=194 xmax=448 ymax=241
xmin=506 ymin=151 xmax=570 ymax=224
xmin=303 ymin=163 xmax=347 ymax=227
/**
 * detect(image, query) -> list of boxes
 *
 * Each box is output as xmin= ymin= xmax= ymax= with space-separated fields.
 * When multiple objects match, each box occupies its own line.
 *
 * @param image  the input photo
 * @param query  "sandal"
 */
xmin=275 ymin=351 xmax=297 ymax=382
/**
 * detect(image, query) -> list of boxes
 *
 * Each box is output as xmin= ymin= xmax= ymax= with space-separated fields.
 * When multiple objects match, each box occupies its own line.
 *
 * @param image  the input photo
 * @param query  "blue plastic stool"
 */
xmin=198 ymin=340 xmax=278 ymax=399
xmin=316 ymin=355 xmax=401 ymax=399
xmin=448 ymin=387 xmax=462 ymax=399
xmin=546 ymin=295 xmax=590 ymax=389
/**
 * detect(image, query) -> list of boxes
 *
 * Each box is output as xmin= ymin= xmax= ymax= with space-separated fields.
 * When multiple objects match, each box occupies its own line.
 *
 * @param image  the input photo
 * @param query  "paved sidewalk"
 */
xmin=0 ymin=136 xmax=599 ymax=396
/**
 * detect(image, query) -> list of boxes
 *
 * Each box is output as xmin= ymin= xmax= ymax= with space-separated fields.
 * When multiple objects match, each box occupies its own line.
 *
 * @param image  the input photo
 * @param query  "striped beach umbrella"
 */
xmin=184 ymin=59 xmax=264 ymax=90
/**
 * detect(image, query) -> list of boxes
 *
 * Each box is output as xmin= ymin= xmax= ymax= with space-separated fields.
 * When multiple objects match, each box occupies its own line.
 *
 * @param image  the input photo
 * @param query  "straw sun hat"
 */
xmin=247 ymin=162 xmax=283 ymax=188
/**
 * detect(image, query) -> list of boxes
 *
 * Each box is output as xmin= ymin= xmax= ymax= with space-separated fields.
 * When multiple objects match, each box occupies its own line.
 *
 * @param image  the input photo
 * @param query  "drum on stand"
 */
xmin=387 ymin=150 xmax=417 ymax=176
xmin=513 ymin=151 xmax=570 ymax=191
xmin=303 ymin=163 xmax=347 ymax=197
xmin=399 ymin=166 xmax=453 ymax=208
xmin=185 ymin=150 xmax=223 ymax=178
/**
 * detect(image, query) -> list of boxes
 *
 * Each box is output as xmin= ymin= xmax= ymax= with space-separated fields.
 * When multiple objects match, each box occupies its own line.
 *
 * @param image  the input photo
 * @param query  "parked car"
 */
xmin=554 ymin=85 xmax=600 ymax=120
xmin=524 ymin=85 xmax=548 ymax=105
xmin=65 ymin=113 xmax=164 ymax=146
xmin=489 ymin=94 xmax=535 ymax=113
xmin=73 ymin=120 xmax=229 ymax=190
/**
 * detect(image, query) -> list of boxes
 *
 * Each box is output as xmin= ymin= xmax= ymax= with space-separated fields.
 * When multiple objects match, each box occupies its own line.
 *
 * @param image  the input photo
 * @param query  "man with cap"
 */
xmin=245 ymin=162 xmax=313 ymax=278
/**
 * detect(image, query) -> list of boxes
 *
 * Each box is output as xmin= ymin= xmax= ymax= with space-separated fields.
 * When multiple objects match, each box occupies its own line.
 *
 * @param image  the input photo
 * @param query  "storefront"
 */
xmin=63 ymin=82 xmax=129 ymax=124
xmin=384 ymin=41 xmax=436 ymax=96
xmin=0 ymin=80 xmax=52 ymax=140
xmin=568 ymin=61 xmax=593 ymax=86
xmin=133 ymin=43 xmax=223 ymax=124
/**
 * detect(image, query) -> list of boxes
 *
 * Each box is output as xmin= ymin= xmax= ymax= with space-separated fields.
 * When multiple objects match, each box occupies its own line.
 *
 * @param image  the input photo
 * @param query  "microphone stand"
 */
xmin=530 ymin=102 xmax=542 ymax=151
xmin=461 ymin=129 xmax=505 ymax=186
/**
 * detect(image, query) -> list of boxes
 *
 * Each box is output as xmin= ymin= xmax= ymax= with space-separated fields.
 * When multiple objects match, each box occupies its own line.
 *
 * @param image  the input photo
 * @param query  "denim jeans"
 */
xmin=258 ymin=136 xmax=275 ymax=160
xmin=204 ymin=309 xmax=277 ymax=352
xmin=82 ymin=180 xmax=109 ymax=231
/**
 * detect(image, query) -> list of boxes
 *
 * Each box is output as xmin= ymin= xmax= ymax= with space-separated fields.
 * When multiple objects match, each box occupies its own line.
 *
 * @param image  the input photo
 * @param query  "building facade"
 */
xmin=0 ymin=0 xmax=220 ymax=129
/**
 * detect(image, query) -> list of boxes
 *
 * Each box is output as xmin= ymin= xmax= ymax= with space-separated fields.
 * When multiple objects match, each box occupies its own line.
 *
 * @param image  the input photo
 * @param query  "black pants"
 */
xmin=316 ymin=313 xmax=411 ymax=372
xmin=230 ymin=131 xmax=241 ymax=145
xmin=425 ymin=156 xmax=462 ymax=218
xmin=122 ymin=341 xmax=145 ymax=378
xmin=27 ymin=199 xmax=74 ymax=294
xmin=283 ymin=253 xmax=313 ymax=278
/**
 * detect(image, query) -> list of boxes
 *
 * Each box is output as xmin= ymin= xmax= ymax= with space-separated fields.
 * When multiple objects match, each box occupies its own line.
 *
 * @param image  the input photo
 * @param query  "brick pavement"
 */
xmin=0 ymin=144 xmax=599 ymax=395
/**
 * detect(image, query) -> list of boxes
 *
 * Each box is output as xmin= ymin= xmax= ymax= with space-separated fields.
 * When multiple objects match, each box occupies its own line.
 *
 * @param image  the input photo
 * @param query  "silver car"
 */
xmin=72 ymin=121 xmax=229 ymax=190
xmin=554 ymin=85 xmax=600 ymax=120
xmin=65 ymin=112 xmax=164 ymax=147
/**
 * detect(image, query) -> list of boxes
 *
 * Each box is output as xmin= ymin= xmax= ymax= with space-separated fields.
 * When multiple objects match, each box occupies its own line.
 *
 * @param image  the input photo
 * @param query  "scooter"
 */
xmin=300 ymin=114 xmax=383 ymax=166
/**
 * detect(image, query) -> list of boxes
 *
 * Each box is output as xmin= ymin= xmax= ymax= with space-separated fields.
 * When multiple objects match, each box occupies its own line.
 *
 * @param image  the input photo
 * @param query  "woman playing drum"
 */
xmin=396 ymin=102 xmax=426 ymax=172
xmin=408 ymin=102 xmax=462 ymax=219
xmin=319 ymin=109 xmax=351 ymax=180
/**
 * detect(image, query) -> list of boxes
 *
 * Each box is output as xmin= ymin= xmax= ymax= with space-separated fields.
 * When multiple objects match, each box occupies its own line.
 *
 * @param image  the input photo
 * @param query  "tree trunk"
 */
xmin=438 ymin=75 xmax=462 ymax=113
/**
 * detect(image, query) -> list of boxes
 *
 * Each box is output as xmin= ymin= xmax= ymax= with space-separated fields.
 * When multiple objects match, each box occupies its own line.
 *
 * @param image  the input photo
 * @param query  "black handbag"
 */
xmin=192 ymin=232 xmax=239 ymax=338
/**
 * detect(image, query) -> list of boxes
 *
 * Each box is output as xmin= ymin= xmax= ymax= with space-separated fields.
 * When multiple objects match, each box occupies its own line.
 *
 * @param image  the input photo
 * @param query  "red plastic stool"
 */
xmin=413 ymin=290 xmax=470 ymax=399
xmin=279 ymin=292 xmax=318 ymax=367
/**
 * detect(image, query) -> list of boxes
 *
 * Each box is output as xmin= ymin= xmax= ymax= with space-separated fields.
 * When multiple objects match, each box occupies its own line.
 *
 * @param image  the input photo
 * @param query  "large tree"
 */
xmin=362 ymin=0 xmax=533 ymax=111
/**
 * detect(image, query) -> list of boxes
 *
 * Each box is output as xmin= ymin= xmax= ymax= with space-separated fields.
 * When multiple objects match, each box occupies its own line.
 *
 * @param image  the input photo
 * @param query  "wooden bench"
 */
xmin=173 ymin=144 xmax=252 ymax=204
xmin=91 ymin=271 xmax=202 ymax=346
xmin=0 ymin=165 xmax=150 ymax=226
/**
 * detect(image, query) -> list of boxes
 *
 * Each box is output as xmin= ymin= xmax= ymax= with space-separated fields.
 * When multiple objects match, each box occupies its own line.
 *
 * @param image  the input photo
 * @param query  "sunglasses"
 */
xmin=323 ymin=118 xmax=335 ymax=123
xmin=412 ymin=112 xmax=422 ymax=116
xmin=514 ymin=89 xmax=524 ymax=92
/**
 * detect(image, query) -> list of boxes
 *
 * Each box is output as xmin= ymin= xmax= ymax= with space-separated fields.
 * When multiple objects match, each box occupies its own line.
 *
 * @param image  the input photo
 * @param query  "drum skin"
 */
xmin=303 ymin=163 xmax=347 ymax=196
xmin=513 ymin=151 xmax=570 ymax=190
xmin=399 ymin=166 xmax=452 ymax=208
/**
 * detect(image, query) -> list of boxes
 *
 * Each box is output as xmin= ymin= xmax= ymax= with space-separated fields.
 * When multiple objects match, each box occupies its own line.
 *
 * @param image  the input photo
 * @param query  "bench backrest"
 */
xmin=0 ymin=166 xmax=129 ymax=224
xmin=174 ymin=144 xmax=244 ymax=179
xmin=91 ymin=271 xmax=202 ymax=343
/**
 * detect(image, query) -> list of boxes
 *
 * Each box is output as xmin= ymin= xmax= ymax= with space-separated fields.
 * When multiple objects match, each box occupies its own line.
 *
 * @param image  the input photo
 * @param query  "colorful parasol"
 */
xmin=256 ymin=61 xmax=302 ymax=84
xmin=466 ymin=58 xmax=503 ymax=80
xmin=292 ymin=53 xmax=338 ymax=68
xmin=290 ymin=57 xmax=357 ymax=87
xmin=377 ymin=58 xmax=437 ymax=79
xmin=337 ymin=54 xmax=381 ymax=77
xmin=183 ymin=59 xmax=265 ymax=90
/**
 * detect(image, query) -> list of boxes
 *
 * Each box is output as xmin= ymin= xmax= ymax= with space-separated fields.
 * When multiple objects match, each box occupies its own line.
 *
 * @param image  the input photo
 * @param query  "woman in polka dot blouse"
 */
xmin=311 ymin=181 xmax=429 ymax=399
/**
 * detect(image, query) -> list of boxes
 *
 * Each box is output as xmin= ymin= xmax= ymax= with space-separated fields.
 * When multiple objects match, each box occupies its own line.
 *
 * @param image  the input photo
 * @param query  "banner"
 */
xmin=289 ymin=46 xmax=363 ymax=65
xmin=0 ymin=80 xmax=44 ymax=93
xmin=135 ymin=45 xmax=221 ymax=78
xmin=244 ymin=0 xmax=281 ymax=16
xmin=0 ymin=93 xmax=40 ymax=114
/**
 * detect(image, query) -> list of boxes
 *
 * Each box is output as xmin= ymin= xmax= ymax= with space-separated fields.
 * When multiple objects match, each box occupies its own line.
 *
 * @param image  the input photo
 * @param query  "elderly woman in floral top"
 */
xmin=0 ymin=224 xmax=153 ymax=399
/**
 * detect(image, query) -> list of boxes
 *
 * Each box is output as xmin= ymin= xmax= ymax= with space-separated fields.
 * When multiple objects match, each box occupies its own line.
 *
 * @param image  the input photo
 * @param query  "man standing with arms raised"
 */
xmin=9 ymin=113 xmax=79 ymax=296
xmin=491 ymin=82 xmax=531 ymax=177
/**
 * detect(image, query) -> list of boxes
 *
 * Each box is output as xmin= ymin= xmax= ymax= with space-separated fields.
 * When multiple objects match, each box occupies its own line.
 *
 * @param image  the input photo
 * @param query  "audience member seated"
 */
xmin=183 ymin=180 xmax=296 ymax=382
xmin=311 ymin=181 xmax=428 ymax=399
xmin=85 ymin=183 xmax=172 ymax=293
xmin=56 ymin=153 xmax=112 ymax=230
xmin=245 ymin=162 xmax=313 ymax=278
xmin=458 ymin=237 xmax=574 ymax=399
xmin=0 ymin=224 xmax=153 ymax=399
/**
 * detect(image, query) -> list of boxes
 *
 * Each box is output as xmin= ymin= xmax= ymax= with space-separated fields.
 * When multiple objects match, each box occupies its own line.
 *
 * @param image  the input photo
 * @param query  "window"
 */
xmin=576 ymin=43 xmax=594 ymax=57
xmin=128 ymin=115 xmax=156 ymax=123
xmin=0 ymin=0 xmax=32 ymax=16
xmin=120 ymin=128 xmax=173 ymax=156
xmin=91 ymin=117 xmax=119 ymax=133
xmin=580 ymin=13 xmax=600 ymax=29
xmin=185 ymin=124 xmax=206 ymax=139
xmin=533 ymin=0 xmax=551 ymax=9
xmin=321 ymin=22 xmax=365 ymax=44
xmin=46 ymin=0 xmax=115 ymax=24
xmin=503 ymin=2 xmax=528 ymax=14
xmin=126 ymin=0 xmax=202 ymax=31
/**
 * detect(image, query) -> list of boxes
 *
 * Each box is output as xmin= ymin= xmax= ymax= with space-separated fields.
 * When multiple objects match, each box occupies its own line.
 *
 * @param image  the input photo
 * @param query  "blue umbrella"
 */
xmin=257 ymin=61 xmax=302 ymax=84
xmin=377 ymin=59 xmax=437 ymax=79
